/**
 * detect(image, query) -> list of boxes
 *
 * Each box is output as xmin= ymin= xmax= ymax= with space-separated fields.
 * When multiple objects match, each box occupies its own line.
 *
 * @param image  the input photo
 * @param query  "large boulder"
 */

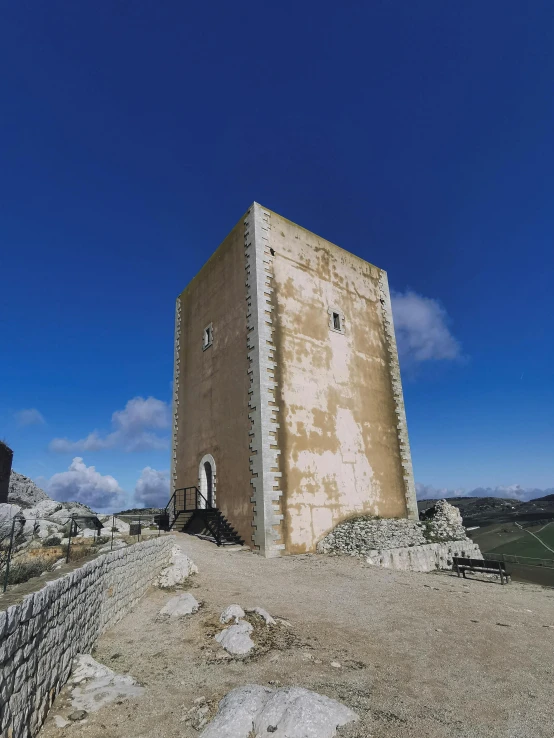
xmin=159 ymin=593 xmax=200 ymax=618
xmin=200 ymin=685 xmax=358 ymax=738
xmin=67 ymin=655 xmax=144 ymax=713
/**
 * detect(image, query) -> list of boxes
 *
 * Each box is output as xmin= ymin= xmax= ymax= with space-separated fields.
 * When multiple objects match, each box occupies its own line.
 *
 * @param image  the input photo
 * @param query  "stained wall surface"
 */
xmin=269 ymin=211 xmax=410 ymax=553
xmin=174 ymin=215 xmax=254 ymax=545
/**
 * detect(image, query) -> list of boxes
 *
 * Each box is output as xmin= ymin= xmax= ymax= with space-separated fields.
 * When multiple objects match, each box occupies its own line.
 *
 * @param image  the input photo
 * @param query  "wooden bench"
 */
xmin=452 ymin=557 xmax=511 ymax=585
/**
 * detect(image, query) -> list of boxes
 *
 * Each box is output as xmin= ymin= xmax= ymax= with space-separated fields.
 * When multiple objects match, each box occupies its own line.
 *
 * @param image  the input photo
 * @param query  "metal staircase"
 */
xmin=159 ymin=486 xmax=244 ymax=547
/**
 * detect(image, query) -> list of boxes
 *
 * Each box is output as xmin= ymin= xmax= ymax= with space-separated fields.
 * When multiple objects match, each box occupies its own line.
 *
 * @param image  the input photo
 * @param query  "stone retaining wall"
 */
xmin=365 ymin=541 xmax=482 ymax=572
xmin=0 ymin=535 xmax=176 ymax=738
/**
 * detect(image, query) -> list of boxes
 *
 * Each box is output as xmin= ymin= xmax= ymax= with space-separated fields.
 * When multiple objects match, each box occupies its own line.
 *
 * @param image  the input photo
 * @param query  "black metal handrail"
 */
xmin=165 ymin=486 xmax=224 ymax=544
xmin=164 ymin=486 xmax=214 ymax=522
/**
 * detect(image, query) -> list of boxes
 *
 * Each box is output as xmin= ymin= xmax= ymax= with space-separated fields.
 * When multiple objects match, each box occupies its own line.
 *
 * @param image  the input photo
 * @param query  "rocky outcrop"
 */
xmin=156 ymin=544 xmax=198 ymax=587
xmin=8 ymin=471 xmax=49 ymax=508
xmin=200 ymin=685 xmax=359 ymax=738
xmin=317 ymin=500 xmax=481 ymax=571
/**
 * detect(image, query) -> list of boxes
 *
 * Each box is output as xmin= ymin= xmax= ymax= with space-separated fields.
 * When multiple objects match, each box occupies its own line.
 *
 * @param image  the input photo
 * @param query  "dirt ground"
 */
xmin=40 ymin=533 xmax=554 ymax=738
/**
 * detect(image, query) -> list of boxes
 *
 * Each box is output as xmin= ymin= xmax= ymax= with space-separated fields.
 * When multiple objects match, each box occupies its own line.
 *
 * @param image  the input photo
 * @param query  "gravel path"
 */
xmin=40 ymin=533 xmax=554 ymax=738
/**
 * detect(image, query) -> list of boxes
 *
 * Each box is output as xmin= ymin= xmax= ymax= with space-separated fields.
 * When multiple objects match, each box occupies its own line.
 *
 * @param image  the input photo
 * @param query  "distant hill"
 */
xmin=418 ymin=496 xmax=554 ymax=527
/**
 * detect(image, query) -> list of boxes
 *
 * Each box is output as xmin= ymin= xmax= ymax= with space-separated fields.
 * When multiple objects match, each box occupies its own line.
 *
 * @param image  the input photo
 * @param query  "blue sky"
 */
xmin=1 ymin=1 xmax=553 ymax=510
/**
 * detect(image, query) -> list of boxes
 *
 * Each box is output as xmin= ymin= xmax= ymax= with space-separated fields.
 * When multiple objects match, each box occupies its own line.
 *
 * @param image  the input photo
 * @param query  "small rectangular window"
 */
xmin=202 ymin=323 xmax=213 ymax=350
xmin=328 ymin=307 xmax=345 ymax=335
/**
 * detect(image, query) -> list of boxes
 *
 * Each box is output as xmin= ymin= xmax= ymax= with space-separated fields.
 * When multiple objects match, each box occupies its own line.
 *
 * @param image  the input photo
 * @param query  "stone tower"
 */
xmin=0 ymin=441 xmax=13 ymax=504
xmin=171 ymin=203 xmax=417 ymax=556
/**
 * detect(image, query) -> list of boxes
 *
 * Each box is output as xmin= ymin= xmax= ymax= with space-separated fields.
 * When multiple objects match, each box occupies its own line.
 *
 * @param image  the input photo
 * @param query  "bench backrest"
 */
xmin=453 ymin=557 xmax=506 ymax=571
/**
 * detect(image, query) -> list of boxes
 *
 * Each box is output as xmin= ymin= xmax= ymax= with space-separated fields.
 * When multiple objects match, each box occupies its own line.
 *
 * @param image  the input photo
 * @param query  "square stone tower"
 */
xmin=171 ymin=202 xmax=417 ymax=557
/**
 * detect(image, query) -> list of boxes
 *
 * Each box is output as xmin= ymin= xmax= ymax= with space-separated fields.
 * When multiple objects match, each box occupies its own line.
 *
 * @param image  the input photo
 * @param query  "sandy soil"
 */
xmin=40 ymin=533 xmax=554 ymax=738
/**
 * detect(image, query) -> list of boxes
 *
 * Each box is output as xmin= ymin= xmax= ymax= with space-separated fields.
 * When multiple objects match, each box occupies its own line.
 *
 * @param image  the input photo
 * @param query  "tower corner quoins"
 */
xmin=171 ymin=296 xmax=182 ymax=497
xmin=244 ymin=205 xmax=284 ymax=557
xmin=377 ymin=271 xmax=418 ymax=521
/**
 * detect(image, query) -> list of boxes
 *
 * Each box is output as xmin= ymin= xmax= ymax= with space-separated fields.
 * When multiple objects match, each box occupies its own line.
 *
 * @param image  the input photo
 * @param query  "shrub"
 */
xmin=92 ymin=536 xmax=110 ymax=546
xmin=43 ymin=536 xmax=62 ymax=547
xmin=1 ymin=555 xmax=53 ymax=585
xmin=61 ymin=544 xmax=93 ymax=562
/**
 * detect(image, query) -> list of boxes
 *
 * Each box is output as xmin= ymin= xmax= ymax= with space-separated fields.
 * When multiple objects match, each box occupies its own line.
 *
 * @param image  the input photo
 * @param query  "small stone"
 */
xmin=68 ymin=710 xmax=88 ymax=721
xmin=220 ymin=604 xmax=245 ymax=624
xmin=330 ymin=661 xmax=341 ymax=668
xmin=267 ymin=726 xmax=277 ymax=733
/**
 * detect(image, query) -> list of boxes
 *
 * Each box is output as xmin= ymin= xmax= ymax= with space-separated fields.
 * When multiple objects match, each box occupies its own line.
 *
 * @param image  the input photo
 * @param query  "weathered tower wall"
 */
xmin=267 ymin=209 xmax=417 ymax=553
xmin=172 ymin=216 xmax=254 ymax=547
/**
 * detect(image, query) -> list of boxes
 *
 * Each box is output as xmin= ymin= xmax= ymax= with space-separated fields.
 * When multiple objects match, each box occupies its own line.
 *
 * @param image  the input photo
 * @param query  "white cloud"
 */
xmin=15 ymin=408 xmax=46 ymax=427
xmin=45 ymin=457 xmax=125 ymax=510
xmin=416 ymin=483 xmax=554 ymax=503
xmin=391 ymin=290 xmax=461 ymax=363
xmin=49 ymin=396 xmax=170 ymax=453
xmin=134 ymin=467 xmax=170 ymax=508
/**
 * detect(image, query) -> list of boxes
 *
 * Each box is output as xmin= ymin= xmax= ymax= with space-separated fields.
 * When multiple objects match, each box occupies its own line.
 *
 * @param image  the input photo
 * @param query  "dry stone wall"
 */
xmin=317 ymin=500 xmax=482 ymax=571
xmin=0 ymin=535 xmax=175 ymax=738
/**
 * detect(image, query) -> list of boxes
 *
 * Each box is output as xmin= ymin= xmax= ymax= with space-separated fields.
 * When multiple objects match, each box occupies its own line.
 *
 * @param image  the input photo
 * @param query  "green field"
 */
xmin=470 ymin=521 xmax=554 ymax=560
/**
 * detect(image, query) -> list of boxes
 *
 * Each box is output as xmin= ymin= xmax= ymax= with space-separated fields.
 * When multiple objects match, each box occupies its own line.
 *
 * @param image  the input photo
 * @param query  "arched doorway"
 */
xmin=204 ymin=462 xmax=213 ymax=506
xmin=198 ymin=454 xmax=216 ymax=508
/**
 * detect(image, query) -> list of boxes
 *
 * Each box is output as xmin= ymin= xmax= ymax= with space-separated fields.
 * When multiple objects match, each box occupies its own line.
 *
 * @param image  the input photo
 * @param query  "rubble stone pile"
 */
xmin=317 ymin=499 xmax=482 ymax=571
xmin=317 ymin=516 xmax=427 ymax=555
xmin=421 ymin=499 xmax=468 ymax=541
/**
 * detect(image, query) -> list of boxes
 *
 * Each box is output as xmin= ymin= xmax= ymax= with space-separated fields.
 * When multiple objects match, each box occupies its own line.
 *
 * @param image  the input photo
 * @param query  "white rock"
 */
xmin=98 ymin=539 xmax=128 ymax=553
xmin=26 ymin=500 xmax=63 ymax=518
xmin=0 ymin=504 xmax=24 ymax=537
xmin=255 ymin=687 xmax=358 ymax=737
xmin=159 ymin=593 xmax=200 ymax=618
xmin=156 ymin=547 xmax=198 ymax=587
xmin=98 ymin=515 xmax=131 ymax=535
xmin=53 ymin=716 xmax=69 ymax=728
xmin=220 ymin=604 xmax=245 ymax=624
xmin=200 ymin=685 xmax=273 ymax=738
xmin=246 ymin=607 xmax=276 ymax=626
xmin=215 ymin=621 xmax=255 ymax=655
xmin=69 ymin=654 xmax=144 ymax=712
xmin=200 ymin=685 xmax=358 ymax=738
